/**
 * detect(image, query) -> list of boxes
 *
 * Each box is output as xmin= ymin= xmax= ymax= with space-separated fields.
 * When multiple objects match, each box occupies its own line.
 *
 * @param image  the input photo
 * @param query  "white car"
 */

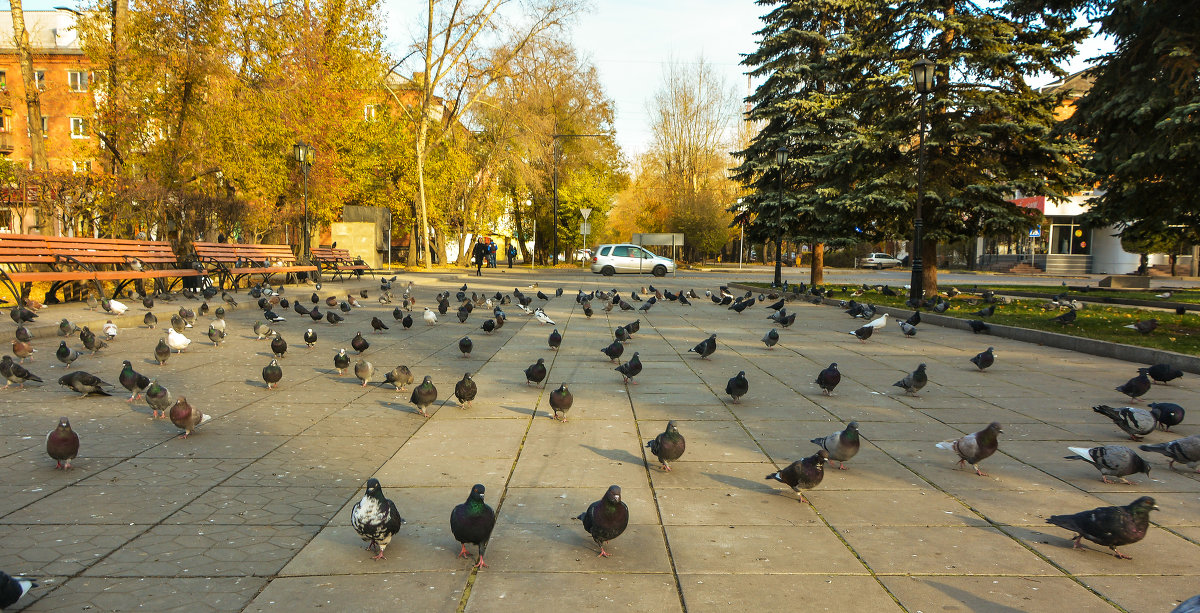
xmin=573 ymin=248 xmax=594 ymax=262
xmin=862 ymin=252 xmax=903 ymax=269
xmin=590 ymin=244 xmax=676 ymax=277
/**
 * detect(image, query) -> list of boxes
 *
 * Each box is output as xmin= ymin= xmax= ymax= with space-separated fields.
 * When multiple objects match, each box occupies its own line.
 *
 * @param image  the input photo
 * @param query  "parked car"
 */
xmin=591 ymin=244 xmax=676 ymax=277
xmin=861 ymin=252 xmax=903 ymax=269
xmin=573 ymin=248 xmax=594 ymax=262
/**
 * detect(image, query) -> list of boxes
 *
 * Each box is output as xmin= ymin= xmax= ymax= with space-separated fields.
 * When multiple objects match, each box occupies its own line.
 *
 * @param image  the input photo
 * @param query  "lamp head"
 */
xmin=911 ymin=57 xmax=935 ymax=94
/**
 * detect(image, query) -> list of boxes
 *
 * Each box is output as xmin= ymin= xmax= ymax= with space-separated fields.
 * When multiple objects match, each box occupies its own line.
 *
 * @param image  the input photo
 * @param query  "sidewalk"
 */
xmin=1 ymin=271 xmax=1197 ymax=611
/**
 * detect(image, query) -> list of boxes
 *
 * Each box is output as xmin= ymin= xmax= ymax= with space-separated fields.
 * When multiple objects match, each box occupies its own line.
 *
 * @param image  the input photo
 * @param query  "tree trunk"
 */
xmin=405 ymin=221 xmax=415 ymax=267
xmin=1169 ymin=253 xmax=1176 ymax=276
xmin=810 ymin=242 xmax=824 ymax=285
xmin=514 ymin=200 xmax=529 ymax=262
xmin=921 ymin=238 xmax=938 ymax=298
xmin=1191 ymin=245 xmax=1199 ymax=277
xmin=10 ymin=1 xmax=48 ymax=172
xmin=432 ymin=226 xmax=447 ymax=266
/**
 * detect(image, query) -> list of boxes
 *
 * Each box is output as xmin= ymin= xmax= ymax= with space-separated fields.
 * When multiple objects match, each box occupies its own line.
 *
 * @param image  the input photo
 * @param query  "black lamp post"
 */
xmin=774 ymin=146 xmax=788 ymax=288
xmin=293 ymin=142 xmax=314 ymax=258
xmin=909 ymin=57 xmax=935 ymax=305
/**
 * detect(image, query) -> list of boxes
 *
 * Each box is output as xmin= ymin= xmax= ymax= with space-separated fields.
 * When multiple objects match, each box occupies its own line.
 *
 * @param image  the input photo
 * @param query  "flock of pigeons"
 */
xmin=2 ymin=276 xmax=1198 ymax=609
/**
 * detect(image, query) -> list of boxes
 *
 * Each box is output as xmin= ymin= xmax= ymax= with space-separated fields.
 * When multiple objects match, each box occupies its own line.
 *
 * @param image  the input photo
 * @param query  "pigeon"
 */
xmin=370 ymin=316 xmax=389 ymax=333
xmin=262 ymin=359 xmax=283 ymax=389
xmin=601 ymin=340 xmax=624 ymax=362
xmin=457 ymin=308 xmax=470 ymax=324
xmin=970 ymin=347 xmax=995 ymax=371
xmin=761 ymin=328 xmax=779 ymax=349
xmin=333 ymin=349 xmax=351 ymax=375
xmin=1139 ymin=435 xmax=1200 ymax=472
xmin=384 ymin=365 xmax=414 ymax=391
xmin=80 ymin=327 xmax=107 ymax=354
xmin=56 ymin=341 xmax=83 ymax=366
xmin=534 ymin=308 xmax=555 ymax=325
xmin=765 ymin=298 xmax=785 ymax=311
xmin=271 ymin=335 xmax=288 ymax=359
xmin=326 ymin=311 xmax=344 ymax=325
xmin=892 ymin=363 xmax=928 ymax=396
xmin=849 ymin=325 xmax=873 ymax=342
xmin=968 ymin=320 xmax=990 ymax=334
xmin=816 ymin=363 xmax=841 ymax=395
xmin=450 ymin=483 xmax=496 ymax=568
xmin=1146 ymin=363 xmax=1183 ymax=384
xmin=1046 ymin=496 xmax=1157 ymax=559
xmin=971 ymin=304 xmax=996 ymax=318
xmin=303 ymin=328 xmax=317 ymax=347
xmin=615 ymin=352 xmax=642 ymax=384
xmin=310 ymin=308 xmax=323 ymax=322
xmin=1065 ymin=445 xmax=1151 ymax=484
xmin=0 ymin=571 xmax=37 ymax=608
xmin=58 ymin=371 xmax=113 ymax=396
xmin=864 ymin=313 xmax=889 ymax=328
xmin=897 ymin=320 xmax=917 ymax=336
xmin=410 ymin=375 xmax=438 ymax=417
xmin=1115 ymin=370 xmax=1152 ymax=402
xmin=1148 ymin=402 xmax=1185 ymax=431
xmin=458 ymin=336 xmax=473 ymax=359
xmin=169 ymin=397 xmax=211 ymax=438
xmin=46 ymin=416 xmax=79 ymax=469
xmin=935 ymin=422 xmax=1003 ymax=476
xmin=548 ymin=383 xmax=573 ymax=422
xmin=1125 ymin=319 xmax=1158 ymax=335
xmin=104 ymin=298 xmax=129 ymax=315
xmin=351 ymin=478 xmax=406 ymax=560
xmin=253 ymin=321 xmax=273 ymax=340
xmin=423 ymin=307 xmax=437 ymax=325
xmin=646 ymin=420 xmax=685 ymax=471
xmin=1 ymin=355 xmax=41 ymax=389
xmin=725 ymin=370 xmax=749 ymax=403
xmin=548 ymin=329 xmax=562 ymax=351
xmin=454 ymin=373 xmax=477 ymax=408
xmin=166 ymin=328 xmax=191 ymax=353
xmin=1093 ymin=404 xmax=1157 ymax=441
xmin=54 ymin=318 xmax=76 ymax=337
xmin=145 ymin=380 xmax=172 ymax=418
xmin=524 ymin=358 xmax=547 ymax=387
xmin=350 ymin=359 xmax=372 ymax=387
xmin=402 ymin=313 xmax=413 ymax=329
xmin=576 ymin=485 xmax=629 ymax=557
xmin=207 ymin=325 xmax=226 ymax=346
xmin=118 ymin=360 xmax=151 ymax=401
xmin=689 ymin=334 xmax=717 ymax=359
xmin=351 ymin=332 xmax=370 ymax=354
xmin=480 ymin=319 xmax=496 ymax=334
xmin=765 ymin=450 xmax=829 ymax=503
xmin=101 ymin=320 xmax=118 ymax=340
xmin=811 ymin=421 xmax=860 ymax=470
xmin=614 ymin=326 xmax=629 ymax=343
xmin=1051 ymin=307 xmax=1077 ymax=325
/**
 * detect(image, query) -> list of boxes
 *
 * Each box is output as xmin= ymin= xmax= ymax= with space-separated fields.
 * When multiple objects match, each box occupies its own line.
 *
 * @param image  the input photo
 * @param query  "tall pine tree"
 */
xmin=1067 ymin=0 xmax=1200 ymax=249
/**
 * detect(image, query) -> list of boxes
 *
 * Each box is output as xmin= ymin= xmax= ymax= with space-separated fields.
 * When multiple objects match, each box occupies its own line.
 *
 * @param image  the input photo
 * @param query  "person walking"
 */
xmin=506 ymin=243 xmax=517 ymax=268
xmin=472 ymin=239 xmax=487 ymax=276
xmin=487 ymin=238 xmax=498 ymax=268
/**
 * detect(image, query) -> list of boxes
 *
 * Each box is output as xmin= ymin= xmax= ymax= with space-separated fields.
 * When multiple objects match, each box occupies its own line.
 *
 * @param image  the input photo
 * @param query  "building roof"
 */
xmin=0 ymin=10 xmax=82 ymax=54
xmin=1038 ymin=68 xmax=1095 ymax=98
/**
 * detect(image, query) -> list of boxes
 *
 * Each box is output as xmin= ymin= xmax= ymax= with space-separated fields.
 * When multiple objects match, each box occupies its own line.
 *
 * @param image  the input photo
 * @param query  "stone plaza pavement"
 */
xmin=1 ymin=269 xmax=1197 ymax=612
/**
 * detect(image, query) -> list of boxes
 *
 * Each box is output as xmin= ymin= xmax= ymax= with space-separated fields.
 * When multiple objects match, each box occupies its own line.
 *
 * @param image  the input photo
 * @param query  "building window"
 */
xmin=363 ymin=104 xmax=377 ymax=121
xmin=72 ymin=160 xmax=92 ymax=173
xmin=70 ymin=117 xmax=89 ymax=139
xmin=34 ymin=70 xmax=45 ymax=91
xmin=41 ymin=116 xmax=48 ymax=138
xmin=68 ymin=70 xmax=88 ymax=92
xmin=1048 ymin=216 xmax=1091 ymax=255
xmin=0 ymin=70 xmax=6 ymax=90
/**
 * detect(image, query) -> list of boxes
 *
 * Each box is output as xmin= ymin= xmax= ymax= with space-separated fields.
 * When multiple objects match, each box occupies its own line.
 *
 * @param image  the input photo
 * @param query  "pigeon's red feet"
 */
xmin=597 ymin=547 xmax=612 ymax=557
xmin=974 ymin=467 xmax=988 ymax=477
xmin=458 ymin=544 xmax=471 ymax=559
xmin=1111 ymin=548 xmax=1132 ymax=559
xmin=371 ymin=549 xmax=387 ymax=560
xmin=837 ymin=463 xmax=847 ymax=470
xmin=473 ymin=555 xmax=488 ymax=568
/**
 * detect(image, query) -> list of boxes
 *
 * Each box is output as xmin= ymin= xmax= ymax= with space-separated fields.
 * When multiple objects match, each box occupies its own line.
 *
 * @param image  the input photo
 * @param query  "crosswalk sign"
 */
xmin=1028 ymin=226 xmax=1041 ymax=238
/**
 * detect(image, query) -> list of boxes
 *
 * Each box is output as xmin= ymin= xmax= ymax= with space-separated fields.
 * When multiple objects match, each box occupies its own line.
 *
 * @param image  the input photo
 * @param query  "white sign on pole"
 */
xmin=580 ymin=207 xmax=592 ymax=221
xmin=580 ymin=222 xmax=591 ymax=235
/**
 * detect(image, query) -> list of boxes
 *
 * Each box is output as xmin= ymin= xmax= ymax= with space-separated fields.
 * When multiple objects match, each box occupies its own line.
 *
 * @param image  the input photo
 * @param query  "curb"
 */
xmin=726 ymin=282 xmax=1200 ymax=375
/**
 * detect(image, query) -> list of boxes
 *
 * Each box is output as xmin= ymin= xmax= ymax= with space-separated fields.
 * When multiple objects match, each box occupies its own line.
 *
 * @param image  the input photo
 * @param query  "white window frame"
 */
xmin=70 ymin=117 xmax=89 ymax=139
xmin=40 ymin=116 xmax=48 ymax=138
xmin=67 ymin=70 xmax=88 ymax=92
xmin=34 ymin=70 xmax=45 ymax=91
xmin=363 ymin=104 xmax=377 ymax=121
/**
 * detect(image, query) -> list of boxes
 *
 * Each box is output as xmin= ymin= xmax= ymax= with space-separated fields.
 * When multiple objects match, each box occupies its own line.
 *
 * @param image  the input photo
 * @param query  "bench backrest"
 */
xmin=194 ymin=242 xmax=299 ymax=264
xmin=0 ymin=234 xmax=180 ymax=266
xmin=311 ymin=247 xmax=355 ymax=261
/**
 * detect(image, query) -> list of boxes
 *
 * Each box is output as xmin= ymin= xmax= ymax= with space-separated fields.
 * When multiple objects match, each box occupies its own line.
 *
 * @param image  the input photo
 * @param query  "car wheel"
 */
xmin=652 ymin=265 xmax=667 ymax=277
xmin=601 ymin=266 xmax=615 ymax=277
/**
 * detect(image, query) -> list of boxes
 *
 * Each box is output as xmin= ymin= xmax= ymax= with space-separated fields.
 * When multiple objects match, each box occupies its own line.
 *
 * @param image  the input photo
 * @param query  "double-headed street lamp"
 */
xmin=909 ymin=57 xmax=935 ymax=305
xmin=293 ymin=142 xmax=314 ymax=258
xmin=774 ymin=146 xmax=788 ymax=288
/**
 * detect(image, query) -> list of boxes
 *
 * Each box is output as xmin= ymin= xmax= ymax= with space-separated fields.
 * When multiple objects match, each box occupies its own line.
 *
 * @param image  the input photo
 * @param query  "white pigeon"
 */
xmin=106 ymin=298 xmax=128 ymax=315
xmin=210 ymin=318 xmax=226 ymax=332
xmin=166 ymin=328 xmax=192 ymax=353
xmin=864 ymin=313 xmax=889 ymax=329
xmin=422 ymin=307 xmax=437 ymax=325
xmin=1156 ymin=291 xmax=1173 ymax=299
xmin=101 ymin=320 xmax=119 ymax=340
xmin=534 ymin=308 xmax=555 ymax=325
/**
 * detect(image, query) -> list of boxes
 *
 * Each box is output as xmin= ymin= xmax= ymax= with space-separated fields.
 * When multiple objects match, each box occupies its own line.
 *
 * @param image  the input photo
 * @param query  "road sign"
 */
xmin=580 ymin=222 xmax=591 ymax=235
xmin=580 ymin=208 xmax=592 ymax=221
xmin=1028 ymin=226 xmax=1041 ymax=238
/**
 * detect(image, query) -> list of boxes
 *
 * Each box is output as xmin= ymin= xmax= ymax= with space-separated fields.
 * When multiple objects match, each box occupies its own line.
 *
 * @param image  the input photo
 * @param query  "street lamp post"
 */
xmin=293 ymin=142 xmax=314 ymax=259
xmin=909 ymin=57 xmax=935 ymax=305
xmin=774 ymin=147 xmax=788 ymax=288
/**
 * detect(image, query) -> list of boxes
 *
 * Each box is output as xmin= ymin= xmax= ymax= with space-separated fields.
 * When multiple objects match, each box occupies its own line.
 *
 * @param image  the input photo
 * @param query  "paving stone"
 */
xmin=466 ymin=572 xmax=681 ymax=612
xmin=839 ymin=525 xmax=1059 ymax=575
xmin=0 ymin=523 xmax=145 ymax=576
xmin=29 ymin=576 xmax=267 ymax=612
xmin=681 ymin=574 xmax=900 ymax=612
xmin=245 ymin=573 xmax=465 ymax=612
xmin=665 ymin=524 xmax=866 ymax=575
xmin=83 ymin=524 xmax=319 ymax=577
xmin=879 ymin=575 xmax=1116 ymax=612
xmin=1077 ymin=574 xmax=1200 ymax=612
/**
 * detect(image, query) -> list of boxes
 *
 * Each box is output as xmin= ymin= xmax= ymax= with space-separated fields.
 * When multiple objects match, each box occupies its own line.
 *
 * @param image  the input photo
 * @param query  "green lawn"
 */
xmin=939 ymin=283 xmax=1200 ymax=304
xmin=742 ymin=282 xmax=1200 ymax=356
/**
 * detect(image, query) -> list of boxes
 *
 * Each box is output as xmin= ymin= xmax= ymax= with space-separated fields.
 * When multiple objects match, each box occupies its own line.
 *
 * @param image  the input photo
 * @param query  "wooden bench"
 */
xmin=192 ymin=242 xmax=318 ymax=289
xmin=311 ymin=246 xmax=373 ymax=280
xmin=0 ymin=234 xmax=205 ymax=303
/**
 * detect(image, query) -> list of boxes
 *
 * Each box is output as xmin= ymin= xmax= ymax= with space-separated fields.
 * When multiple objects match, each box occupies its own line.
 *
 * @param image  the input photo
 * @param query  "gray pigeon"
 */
xmin=892 ymin=363 xmax=928 ymax=396
xmin=646 ymin=420 xmax=685 ymax=471
xmin=384 ymin=365 xmax=414 ymax=391
xmin=350 ymin=478 xmax=406 ymax=560
xmin=57 ymin=371 xmax=113 ymax=396
xmin=1065 ymin=445 xmax=1152 ymax=484
xmin=811 ymin=421 xmax=860 ymax=470
xmin=410 ymin=375 xmax=437 ymax=417
xmin=154 ymin=338 xmax=171 ymax=365
xmin=354 ymin=360 xmax=374 ymax=387
xmin=761 ymin=328 xmax=779 ymax=349
xmin=1115 ymin=369 xmax=1152 ymax=401
xmin=1093 ymin=404 xmax=1156 ymax=441
xmin=970 ymin=347 xmax=995 ymax=371
xmin=935 ymin=422 xmax=1002 ymax=476
xmin=1140 ymin=435 xmax=1200 ymax=472
xmin=145 ymin=380 xmax=172 ymax=418
xmin=765 ymin=450 xmax=829 ymax=503
xmin=1046 ymin=496 xmax=1156 ymax=559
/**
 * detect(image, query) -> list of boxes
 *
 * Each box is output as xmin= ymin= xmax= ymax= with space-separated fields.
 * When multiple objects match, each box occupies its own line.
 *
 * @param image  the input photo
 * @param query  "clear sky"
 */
xmin=7 ymin=0 xmax=1110 ymax=158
